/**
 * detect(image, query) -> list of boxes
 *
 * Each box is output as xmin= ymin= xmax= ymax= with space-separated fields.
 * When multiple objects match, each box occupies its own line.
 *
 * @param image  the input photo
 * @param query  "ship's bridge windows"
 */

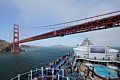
xmin=90 ymin=46 xmax=106 ymax=54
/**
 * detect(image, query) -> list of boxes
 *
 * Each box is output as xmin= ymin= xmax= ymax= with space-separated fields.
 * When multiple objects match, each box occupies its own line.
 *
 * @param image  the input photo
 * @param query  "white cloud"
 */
xmin=1 ymin=0 xmax=120 ymax=23
xmin=9 ymin=0 xmax=120 ymax=23
xmin=12 ymin=0 xmax=83 ymax=21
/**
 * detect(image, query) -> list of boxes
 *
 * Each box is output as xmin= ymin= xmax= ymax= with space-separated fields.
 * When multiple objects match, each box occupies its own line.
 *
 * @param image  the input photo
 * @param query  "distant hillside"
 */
xmin=50 ymin=45 xmax=69 ymax=48
xmin=0 ymin=39 xmax=11 ymax=52
xmin=20 ymin=45 xmax=40 ymax=48
xmin=20 ymin=45 xmax=30 ymax=48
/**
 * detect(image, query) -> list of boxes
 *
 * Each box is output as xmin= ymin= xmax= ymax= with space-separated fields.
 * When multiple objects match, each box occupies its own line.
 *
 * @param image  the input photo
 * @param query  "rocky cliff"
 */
xmin=0 ymin=39 xmax=11 ymax=52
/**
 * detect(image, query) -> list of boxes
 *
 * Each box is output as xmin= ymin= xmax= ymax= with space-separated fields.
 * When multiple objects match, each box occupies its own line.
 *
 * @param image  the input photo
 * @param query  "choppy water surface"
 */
xmin=0 ymin=47 xmax=73 ymax=80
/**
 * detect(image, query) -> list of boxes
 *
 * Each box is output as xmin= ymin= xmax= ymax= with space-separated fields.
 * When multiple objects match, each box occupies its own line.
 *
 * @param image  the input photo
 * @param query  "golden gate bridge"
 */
xmin=12 ymin=10 xmax=120 ymax=52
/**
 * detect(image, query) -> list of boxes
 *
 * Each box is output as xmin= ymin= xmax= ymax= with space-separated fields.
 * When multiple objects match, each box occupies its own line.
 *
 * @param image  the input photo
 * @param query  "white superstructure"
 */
xmin=73 ymin=38 xmax=119 ymax=60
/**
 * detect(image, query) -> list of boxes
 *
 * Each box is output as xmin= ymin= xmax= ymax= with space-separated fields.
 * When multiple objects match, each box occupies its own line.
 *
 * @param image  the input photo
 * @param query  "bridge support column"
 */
xmin=12 ymin=24 xmax=19 ymax=52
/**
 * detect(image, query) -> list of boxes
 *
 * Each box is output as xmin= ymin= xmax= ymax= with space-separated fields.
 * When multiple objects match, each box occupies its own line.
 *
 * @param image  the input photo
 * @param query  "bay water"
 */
xmin=0 ymin=47 xmax=73 ymax=80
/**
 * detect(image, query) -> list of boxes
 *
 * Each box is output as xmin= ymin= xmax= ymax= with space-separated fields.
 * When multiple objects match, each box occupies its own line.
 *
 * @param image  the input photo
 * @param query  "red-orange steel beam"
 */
xmin=12 ymin=24 xmax=19 ymax=52
xmin=14 ymin=14 xmax=120 ymax=44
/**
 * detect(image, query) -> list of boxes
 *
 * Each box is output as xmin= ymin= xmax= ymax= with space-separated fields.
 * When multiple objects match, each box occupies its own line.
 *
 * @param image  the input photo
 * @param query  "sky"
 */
xmin=0 ymin=0 xmax=120 ymax=47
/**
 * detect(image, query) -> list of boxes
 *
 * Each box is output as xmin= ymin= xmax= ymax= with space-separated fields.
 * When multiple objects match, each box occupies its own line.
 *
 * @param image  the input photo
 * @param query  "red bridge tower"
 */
xmin=12 ymin=24 xmax=19 ymax=52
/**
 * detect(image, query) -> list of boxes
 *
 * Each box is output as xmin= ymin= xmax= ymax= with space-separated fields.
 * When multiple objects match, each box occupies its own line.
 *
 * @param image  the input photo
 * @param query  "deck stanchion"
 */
xmin=52 ymin=68 xmax=54 ymax=80
xmin=67 ymin=77 xmax=69 ymax=80
xmin=36 ymin=68 xmax=38 ymax=76
xmin=18 ymin=74 xmax=20 ymax=80
xmin=41 ymin=67 xmax=43 ymax=79
xmin=46 ymin=68 xmax=48 ymax=76
xmin=31 ymin=70 xmax=32 ymax=80
xmin=58 ymin=74 xmax=60 ymax=80
xmin=62 ymin=69 xmax=64 ymax=77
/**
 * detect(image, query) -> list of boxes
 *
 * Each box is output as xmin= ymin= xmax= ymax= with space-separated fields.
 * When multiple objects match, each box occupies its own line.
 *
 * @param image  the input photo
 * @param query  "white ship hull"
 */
xmin=73 ymin=38 xmax=119 ymax=60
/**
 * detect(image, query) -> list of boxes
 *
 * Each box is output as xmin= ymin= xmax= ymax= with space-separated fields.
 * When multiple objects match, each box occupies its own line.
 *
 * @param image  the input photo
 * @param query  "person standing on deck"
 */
xmin=64 ymin=69 xmax=67 ymax=77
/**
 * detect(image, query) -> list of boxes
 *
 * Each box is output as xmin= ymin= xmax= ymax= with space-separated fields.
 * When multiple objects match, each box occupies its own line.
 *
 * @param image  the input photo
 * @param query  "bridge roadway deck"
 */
xmin=14 ymin=13 xmax=120 ymax=44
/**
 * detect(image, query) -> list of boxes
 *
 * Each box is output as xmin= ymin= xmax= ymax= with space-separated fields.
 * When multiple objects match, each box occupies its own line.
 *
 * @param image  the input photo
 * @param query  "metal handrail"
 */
xmin=11 ymin=68 xmax=69 ymax=80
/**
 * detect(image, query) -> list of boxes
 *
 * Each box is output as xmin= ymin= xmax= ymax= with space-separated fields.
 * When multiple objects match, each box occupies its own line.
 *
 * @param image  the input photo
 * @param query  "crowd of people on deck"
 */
xmin=30 ymin=51 xmax=117 ymax=80
xmin=47 ymin=52 xmax=73 ymax=69
xmin=28 ymin=52 xmax=74 ymax=80
xmin=28 ymin=51 xmax=99 ymax=80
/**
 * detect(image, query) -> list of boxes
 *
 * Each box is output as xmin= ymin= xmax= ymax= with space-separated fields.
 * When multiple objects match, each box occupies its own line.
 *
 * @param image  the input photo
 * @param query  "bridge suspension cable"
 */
xmin=19 ymin=10 xmax=120 ymax=40
xmin=17 ymin=10 xmax=120 ymax=42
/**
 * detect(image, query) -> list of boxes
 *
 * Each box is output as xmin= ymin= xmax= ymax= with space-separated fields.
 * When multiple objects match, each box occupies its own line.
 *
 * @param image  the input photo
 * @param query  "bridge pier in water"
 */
xmin=12 ymin=43 xmax=19 ymax=52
